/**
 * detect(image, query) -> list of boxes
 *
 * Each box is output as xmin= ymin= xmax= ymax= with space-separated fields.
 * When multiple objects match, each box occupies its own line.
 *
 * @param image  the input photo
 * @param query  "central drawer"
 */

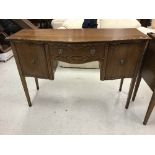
xmin=48 ymin=43 xmax=105 ymax=64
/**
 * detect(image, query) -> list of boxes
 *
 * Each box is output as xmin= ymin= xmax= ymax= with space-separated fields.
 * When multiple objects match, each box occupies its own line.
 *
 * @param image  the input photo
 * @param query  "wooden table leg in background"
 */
xmin=143 ymin=91 xmax=155 ymax=125
xmin=130 ymin=72 xmax=155 ymax=125
xmin=119 ymin=78 xmax=124 ymax=92
xmin=35 ymin=78 xmax=39 ymax=90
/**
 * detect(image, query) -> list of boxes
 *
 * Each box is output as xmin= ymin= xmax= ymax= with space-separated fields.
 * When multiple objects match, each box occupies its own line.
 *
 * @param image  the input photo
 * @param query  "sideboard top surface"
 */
xmin=147 ymin=33 xmax=155 ymax=39
xmin=8 ymin=28 xmax=150 ymax=42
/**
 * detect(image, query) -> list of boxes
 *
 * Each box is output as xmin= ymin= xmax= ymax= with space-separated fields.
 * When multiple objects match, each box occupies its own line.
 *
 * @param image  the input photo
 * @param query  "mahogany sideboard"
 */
xmin=129 ymin=33 xmax=155 ymax=125
xmin=8 ymin=29 xmax=149 ymax=109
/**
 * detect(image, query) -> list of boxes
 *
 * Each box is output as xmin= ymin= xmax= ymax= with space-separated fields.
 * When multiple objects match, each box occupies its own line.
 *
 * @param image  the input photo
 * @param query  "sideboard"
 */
xmin=8 ymin=29 xmax=149 ymax=109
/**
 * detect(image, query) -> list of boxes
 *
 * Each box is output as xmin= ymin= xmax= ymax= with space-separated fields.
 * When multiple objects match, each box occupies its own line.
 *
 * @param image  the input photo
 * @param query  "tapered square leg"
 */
xmin=143 ymin=91 xmax=155 ymax=125
xmin=35 ymin=77 xmax=39 ymax=90
xmin=20 ymin=76 xmax=32 ymax=107
xmin=125 ymin=77 xmax=137 ymax=109
xmin=132 ymin=74 xmax=142 ymax=101
xmin=119 ymin=78 xmax=124 ymax=92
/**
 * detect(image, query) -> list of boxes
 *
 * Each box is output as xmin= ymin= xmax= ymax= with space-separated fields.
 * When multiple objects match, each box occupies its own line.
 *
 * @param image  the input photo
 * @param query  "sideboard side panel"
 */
xmin=14 ymin=42 xmax=50 ymax=79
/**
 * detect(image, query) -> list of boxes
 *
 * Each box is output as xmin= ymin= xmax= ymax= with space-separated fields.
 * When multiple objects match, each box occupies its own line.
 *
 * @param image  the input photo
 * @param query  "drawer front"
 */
xmin=14 ymin=42 xmax=49 ymax=78
xmin=104 ymin=42 xmax=146 ymax=80
xmin=49 ymin=43 xmax=105 ymax=64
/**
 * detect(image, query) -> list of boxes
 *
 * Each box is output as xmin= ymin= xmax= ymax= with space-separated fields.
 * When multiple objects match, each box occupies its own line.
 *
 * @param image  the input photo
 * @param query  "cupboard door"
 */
xmin=14 ymin=42 xmax=49 ymax=78
xmin=104 ymin=42 xmax=146 ymax=80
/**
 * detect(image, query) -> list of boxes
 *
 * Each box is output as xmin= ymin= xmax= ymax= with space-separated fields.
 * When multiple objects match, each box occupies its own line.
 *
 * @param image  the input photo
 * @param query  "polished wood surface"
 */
xmin=9 ymin=29 xmax=149 ymax=125
xmin=8 ymin=29 xmax=148 ymax=42
xmin=131 ymin=33 xmax=155 ymax=125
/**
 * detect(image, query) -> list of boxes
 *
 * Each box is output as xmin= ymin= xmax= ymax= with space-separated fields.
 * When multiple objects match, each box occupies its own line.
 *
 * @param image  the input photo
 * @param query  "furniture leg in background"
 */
xmin=127 ymin=33 xmax=155 ymax=125
xmin=143 ymin=91 xmax=155 ymax=125
xmin=130 ymin=72 xmax=155 ymax=125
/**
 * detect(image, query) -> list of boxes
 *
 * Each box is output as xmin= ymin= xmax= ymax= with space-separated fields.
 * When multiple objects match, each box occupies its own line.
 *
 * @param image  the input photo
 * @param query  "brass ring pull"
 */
xmin=90 ymin=49 xmax=96 ymax=55
xmin=31 ymin=59 xmax=36 ymax=64
xmin=58 ymin=48 xmax=63 ymax=55
xmin=120 ymin=59 xmax=125 ymax=65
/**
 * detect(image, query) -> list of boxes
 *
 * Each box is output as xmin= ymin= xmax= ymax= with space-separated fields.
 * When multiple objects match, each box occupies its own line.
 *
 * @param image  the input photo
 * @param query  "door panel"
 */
xmin=15 ymin=42 xmax=49 ymax=78
xmin=104 ymin=42 xmax=146 ymax=80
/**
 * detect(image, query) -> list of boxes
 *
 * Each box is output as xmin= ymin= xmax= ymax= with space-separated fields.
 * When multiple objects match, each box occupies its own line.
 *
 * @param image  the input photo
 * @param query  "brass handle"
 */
xmin=58 ymin=48 xmax=63 ymax=55
xmin=31 ymin=59 xmax=36 ymax=64
xmin=90 ymin=49 xmax=96 ymax=55
xmin=120 ymin=59 xmax=125 ymax=65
